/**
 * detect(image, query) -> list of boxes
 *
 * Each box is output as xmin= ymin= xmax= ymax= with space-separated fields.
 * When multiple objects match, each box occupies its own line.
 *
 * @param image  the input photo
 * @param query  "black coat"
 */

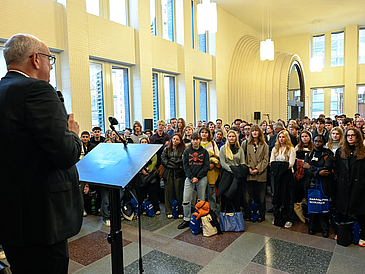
xmin=304 ymin=148 xmax=334 ymax=196
xmin=0 ymin=71 xmax=83 ymax=246
xmin=161 ymin=147 xmax=185 ymax=179
xmin=216 ymin=164 xmax=249 ymax=199
xmin=334 ymin=148 xmax=365 ymax=215
xmin=271 ymin=161 xmax=295 ymax=204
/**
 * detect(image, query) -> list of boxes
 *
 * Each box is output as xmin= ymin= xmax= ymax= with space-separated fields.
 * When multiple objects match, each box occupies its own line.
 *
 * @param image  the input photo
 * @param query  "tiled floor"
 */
xmin=61 ymin=197 xmax=365 ymax=274
xmin=2 ymin=198 xmax=364 ymax=274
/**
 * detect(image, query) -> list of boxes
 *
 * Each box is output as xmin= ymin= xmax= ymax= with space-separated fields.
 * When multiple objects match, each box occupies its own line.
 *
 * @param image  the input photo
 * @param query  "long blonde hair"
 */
xmin=223 ymin=130 xmax=240 ymax=160
xmin=327 ymin=127 xmax=344 ymax=150
xmin=274 ymin=130 xmax=294 ymax=158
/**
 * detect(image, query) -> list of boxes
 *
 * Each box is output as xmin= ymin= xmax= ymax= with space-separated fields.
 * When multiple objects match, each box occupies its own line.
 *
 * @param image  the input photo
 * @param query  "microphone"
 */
xmin=56 ymin=90 xmax=64 ymax=103
xmin=108 ymin=116 xmax=127 ymax=147
xmin=57 ymin=90 xmax=69 ymax=120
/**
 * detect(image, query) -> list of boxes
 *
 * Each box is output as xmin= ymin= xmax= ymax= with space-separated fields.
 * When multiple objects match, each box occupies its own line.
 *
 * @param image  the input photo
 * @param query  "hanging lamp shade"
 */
xmin=197 ymin=0 xmax=217 ymax=35
xmin=260 ymin=39 xmax=274 ymax=61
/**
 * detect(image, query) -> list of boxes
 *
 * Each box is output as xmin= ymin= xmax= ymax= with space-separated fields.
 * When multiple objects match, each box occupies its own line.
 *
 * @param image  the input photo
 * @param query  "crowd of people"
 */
xmin=78 ymin=113 xmax=365 ymax=247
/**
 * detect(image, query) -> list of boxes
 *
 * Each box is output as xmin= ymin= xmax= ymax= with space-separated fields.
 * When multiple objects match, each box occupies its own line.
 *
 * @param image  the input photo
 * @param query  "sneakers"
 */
xmin=0 ymin=251 xmax=5 ymax=260
xmin=359 ymin=239 xmax=365 ymax=247
xmin=167 ymin=214 xmax=173 ymax=219
xmin=284 ymin=221 xmax=293 ymax=228
xmin=103 ymin=220 xmax=111 ymax=227
xmin=178 ymin=221 xmax=190 ymax=229
xmin=178 ymin=214 xmax=183 ymax=219
xmin=155 ymin=211 xmax=161 ymax=215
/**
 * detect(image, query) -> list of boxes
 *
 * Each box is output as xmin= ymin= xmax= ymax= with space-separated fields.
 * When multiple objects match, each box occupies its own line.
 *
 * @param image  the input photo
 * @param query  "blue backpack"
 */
xmin=171 ymin=199 xmax=179 ymax=219
xmin=142 ymin=200 xmax=155 ymax=217
xmin=190 ymin=201 xmax=206 ymax=235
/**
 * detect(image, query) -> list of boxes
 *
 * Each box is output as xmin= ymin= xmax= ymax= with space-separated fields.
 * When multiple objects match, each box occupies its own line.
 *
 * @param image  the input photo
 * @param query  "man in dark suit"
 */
xmin=0 ymin=34 xmax=83 ymax=273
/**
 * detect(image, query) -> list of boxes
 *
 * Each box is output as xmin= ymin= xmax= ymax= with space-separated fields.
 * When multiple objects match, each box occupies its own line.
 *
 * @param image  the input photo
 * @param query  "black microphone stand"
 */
xmin=110 ymin=124 xmax=127 ymax=148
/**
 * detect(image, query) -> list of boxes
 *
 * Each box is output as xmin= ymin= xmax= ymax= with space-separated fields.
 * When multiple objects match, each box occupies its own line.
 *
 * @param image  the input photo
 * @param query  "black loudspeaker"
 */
xmin=144 ymin=119 xmax=153 ymax=130
xmin=254 ymin=112 xmax=261 ymax=120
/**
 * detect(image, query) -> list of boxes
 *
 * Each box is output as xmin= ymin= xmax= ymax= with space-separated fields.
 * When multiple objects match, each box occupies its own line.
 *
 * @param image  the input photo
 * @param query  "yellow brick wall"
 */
xmin=1 ymin=0 xmax=363 ymax=131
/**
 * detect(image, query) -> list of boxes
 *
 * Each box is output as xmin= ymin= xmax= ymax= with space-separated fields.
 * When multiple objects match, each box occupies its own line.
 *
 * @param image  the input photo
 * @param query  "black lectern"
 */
xmin=76 ymin=143 xmax=162 ymax=274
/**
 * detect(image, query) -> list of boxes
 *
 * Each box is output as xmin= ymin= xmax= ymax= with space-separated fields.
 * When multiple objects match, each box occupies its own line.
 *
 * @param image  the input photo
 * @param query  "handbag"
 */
xmin=307 ymin=179 xmax=329 ymax=214
xmin=219 ymin=203 xmax=245 ymax=232
xmin=201 ymin=214 xmax=218 ymax=237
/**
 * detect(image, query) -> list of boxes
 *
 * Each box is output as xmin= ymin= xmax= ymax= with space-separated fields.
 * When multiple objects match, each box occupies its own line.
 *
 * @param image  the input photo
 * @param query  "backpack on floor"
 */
xmin=142 ymin=200 xmax=155 ymax=217
xmin=171 ymin=199 xmax=179 ymax=219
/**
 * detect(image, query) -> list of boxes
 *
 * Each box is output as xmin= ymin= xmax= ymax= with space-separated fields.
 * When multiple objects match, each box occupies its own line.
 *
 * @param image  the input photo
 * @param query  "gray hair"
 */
xmin=273 ymin=122 xmax=284 ymax=131
xmin=3 ymin=33 xmax=43 ymax=66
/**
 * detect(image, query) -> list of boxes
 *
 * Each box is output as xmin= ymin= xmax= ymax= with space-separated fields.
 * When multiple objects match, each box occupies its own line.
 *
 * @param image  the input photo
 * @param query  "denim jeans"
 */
xmin=182 ymin=177 xmax=208 ymax=221
xmin=99 ymin=187 xmax=124 ymax=222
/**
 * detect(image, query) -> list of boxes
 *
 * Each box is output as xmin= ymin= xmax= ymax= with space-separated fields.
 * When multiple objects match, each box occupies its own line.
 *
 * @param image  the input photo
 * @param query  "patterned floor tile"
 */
xmin=69 ymin=230 xmax=132 ymax=266
xmin=156 ymin=238 xmax=220 ymax=266
xmin=124 ymin=250 xmax=203 ymax=274
xmin=241 ymin=262 xmax=290 ymax=274
xmin=252 ymin=238 xmax=333 ymax=274
xmin=273 ymin=228 xmax=336 ymax=252
xmin=174 ymin=229 xmax=243 ymax=252
xmin=121 ymin=213 xmax=176 ymax=232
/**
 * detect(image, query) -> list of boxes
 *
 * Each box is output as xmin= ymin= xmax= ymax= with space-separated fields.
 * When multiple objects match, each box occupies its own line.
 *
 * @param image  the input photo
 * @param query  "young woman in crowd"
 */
xmin=218 ymin=130 xmax=246 ymax=211
xmin=334 ymin=128 xmax=365 ymax=247
xmin=294 ymin=130 xmax=315 ymax=202
xmin=214 ymin=129 xmax=225 ymax=149
xmin=242 ymin=125 xmax=269 ymax=222
xmin=130 ymin=121 xmax=148 ymax=143
xmin=105 ymin=129 xmax=112 ymax=139
xmin=175 ymin=118 xmax=186 ymax=136
xmin=209 ymin=122 xmax=216 ymax=138
xmin=183 ymin=125 xmax=193 ymax=145
xmin=303 ymin=135 xmax=334 ymax=237
xmin=198 ymin=126 xmax=221 ymax=214
xmin=270 ymin=130 xmax=296 ymax=228
xmin=139 ymin=137 xmax=160 ymax=215
xmin=144 ymin=130 xmax=153 ymax=139
xmin=161 ymin=133 xmax=185 ymax=218
xmin=265 ymin=124 xmax=274 ymax=144
xmin=325 ymin=127 xmax=344 ymax=154
xmin=260 ymin=121 xmax=267 ymax=133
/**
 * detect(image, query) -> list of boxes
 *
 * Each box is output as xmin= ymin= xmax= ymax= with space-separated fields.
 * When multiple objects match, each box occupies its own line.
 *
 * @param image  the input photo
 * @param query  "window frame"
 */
xmin=330 ymin=30 xmax=344 ymax=67
xmin=193 ymin=78 xmax=209 ymax=123
xmin=86 ymin=0 xmax=129 ymax=26
xmin=311 ymin=33 xmax=326 ymax=68
xmin=89 ymin=60 xmax=131 ymax=133
xmin=359 ymin=27 xmax=365 ymax=64
xmin=152 ymin=71 xmax=177 ymax=123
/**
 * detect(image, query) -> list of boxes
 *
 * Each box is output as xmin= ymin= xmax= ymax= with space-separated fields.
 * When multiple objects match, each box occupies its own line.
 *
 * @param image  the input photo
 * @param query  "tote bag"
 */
xmin=219 ymin=203 xmax=245 ymax=232
xmin=308 ymin=179 xmax=329 ymax=214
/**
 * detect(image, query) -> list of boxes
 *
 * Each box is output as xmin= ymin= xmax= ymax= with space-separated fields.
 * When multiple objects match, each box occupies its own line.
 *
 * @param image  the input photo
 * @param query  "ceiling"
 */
xmin=214 ymin=0 xmax=365 ymax=38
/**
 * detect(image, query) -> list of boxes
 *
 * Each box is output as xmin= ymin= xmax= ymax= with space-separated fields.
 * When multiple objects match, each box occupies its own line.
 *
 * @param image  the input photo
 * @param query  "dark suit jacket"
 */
xmin=0 ymin=71 xmax=83 ymax=246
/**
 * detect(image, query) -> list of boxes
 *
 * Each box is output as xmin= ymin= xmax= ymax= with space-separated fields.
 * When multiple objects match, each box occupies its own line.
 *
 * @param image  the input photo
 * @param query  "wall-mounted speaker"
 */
xmin=254 ymin=112 xmax=261 ymax=120
xmin=144 ymin=119 xmax=153 ymax=130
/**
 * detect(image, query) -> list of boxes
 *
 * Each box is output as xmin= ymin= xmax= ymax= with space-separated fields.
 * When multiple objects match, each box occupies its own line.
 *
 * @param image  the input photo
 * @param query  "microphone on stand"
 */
xmin=108 ymin=117 xmax=127 ymax=148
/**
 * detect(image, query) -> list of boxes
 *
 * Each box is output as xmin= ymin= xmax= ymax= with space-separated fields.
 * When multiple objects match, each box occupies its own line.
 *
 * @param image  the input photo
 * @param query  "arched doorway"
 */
xmin=287 ymin=61 xmax=305 ymax=120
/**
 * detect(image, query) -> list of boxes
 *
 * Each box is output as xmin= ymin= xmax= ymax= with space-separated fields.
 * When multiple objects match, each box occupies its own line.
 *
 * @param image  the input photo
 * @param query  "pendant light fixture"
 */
xmin=197 ymin=0 xmax=217 ymax=35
